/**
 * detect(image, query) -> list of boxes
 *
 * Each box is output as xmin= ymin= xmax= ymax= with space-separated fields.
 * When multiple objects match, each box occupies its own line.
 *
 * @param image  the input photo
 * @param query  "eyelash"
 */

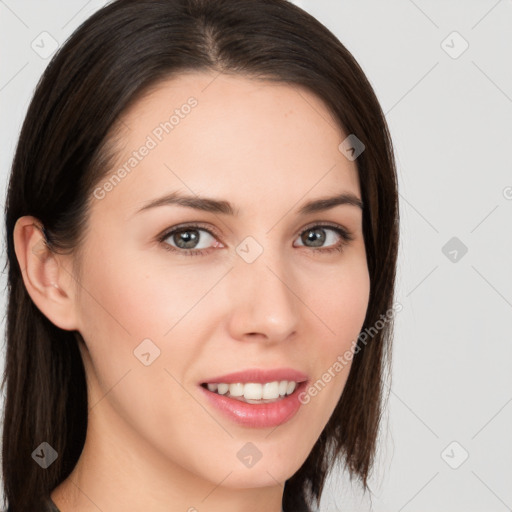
xmin=157 ymin=222 xmax=355 ymax=257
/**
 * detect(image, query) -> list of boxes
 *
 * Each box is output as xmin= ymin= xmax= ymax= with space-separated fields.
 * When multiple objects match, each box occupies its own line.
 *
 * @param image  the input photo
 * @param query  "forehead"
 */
xmin=92 ymin=72 xmax=360 ymax=219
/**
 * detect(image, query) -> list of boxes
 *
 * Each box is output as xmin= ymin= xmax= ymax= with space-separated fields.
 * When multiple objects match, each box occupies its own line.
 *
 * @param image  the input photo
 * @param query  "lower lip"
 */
xmin=199 ymin=381 xmax=308 ymax=428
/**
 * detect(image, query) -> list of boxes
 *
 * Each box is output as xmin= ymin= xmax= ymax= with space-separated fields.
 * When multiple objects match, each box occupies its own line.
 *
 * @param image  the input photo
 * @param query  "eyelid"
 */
xmin=298 ymin=220 xmax=353 ymax=238
xmin=158 ymin=221 xmax=221 ymax=243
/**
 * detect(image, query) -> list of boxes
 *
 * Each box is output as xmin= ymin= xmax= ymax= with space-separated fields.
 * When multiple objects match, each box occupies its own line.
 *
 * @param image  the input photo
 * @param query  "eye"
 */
xmin=158 ymin=222 xmax=354 ymax=257
xmin=159 ymin=223 xmax=222 ymax=257
xmin=294 ymin=223 xmax=354 ymax=254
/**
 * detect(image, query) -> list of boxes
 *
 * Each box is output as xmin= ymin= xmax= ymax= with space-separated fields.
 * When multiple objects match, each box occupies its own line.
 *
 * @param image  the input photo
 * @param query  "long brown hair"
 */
xmin=1 ymin=1 xmax=399 ymax=510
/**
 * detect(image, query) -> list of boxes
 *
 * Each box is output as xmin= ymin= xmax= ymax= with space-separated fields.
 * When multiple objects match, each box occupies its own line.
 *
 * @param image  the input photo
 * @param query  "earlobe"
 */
xmin=13 ymin=216 xmax=79 ymax=331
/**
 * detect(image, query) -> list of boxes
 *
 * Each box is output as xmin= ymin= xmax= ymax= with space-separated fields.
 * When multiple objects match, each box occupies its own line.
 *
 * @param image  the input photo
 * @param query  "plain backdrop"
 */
xmin=1 ymin=1 xmax=511 ymax=511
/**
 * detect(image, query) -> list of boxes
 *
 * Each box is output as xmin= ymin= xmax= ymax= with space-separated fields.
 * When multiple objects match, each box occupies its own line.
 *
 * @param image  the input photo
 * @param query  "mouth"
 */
xmin=198 ymin=368 xmax=309 ymax=428
xmin=200 ymin=379 xmax=301 ymax=404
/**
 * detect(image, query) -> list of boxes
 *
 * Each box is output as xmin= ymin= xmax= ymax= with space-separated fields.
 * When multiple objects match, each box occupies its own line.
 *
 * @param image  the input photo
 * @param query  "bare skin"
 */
xmin=14 ymin=72 xmax=370 ymax=512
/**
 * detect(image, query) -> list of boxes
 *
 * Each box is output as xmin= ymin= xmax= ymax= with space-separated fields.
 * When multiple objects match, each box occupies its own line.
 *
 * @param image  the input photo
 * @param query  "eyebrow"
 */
xmin=134 ymin=190 xmax=364 ymax=217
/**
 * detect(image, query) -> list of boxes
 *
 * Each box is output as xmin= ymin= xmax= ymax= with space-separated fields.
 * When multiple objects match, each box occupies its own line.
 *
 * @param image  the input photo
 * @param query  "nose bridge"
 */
xmin=227 ymin=238 xmax=300 ymax=341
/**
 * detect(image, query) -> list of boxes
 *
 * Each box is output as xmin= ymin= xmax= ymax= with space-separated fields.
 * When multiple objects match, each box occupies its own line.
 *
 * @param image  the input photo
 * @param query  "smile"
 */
xmin=201 ymin=380 xmax=298 ymax=404
xmin=198 ymin=368 xmax=309 ymax=428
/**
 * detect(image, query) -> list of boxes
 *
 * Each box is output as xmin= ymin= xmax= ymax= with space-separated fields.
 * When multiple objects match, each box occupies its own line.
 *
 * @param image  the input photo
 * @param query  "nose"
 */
xmin=226 ymin=250 xmax=301 ymax=344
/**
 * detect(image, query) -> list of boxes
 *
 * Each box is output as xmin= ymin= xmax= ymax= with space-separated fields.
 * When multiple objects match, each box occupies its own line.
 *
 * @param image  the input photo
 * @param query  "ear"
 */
xmin=13 ymin=216 xmax=79 ymax=331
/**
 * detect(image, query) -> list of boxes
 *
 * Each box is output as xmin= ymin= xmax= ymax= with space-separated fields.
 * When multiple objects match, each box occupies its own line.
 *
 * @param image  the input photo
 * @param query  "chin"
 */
xmin=218 ymin=464 xmax=298 ymax=489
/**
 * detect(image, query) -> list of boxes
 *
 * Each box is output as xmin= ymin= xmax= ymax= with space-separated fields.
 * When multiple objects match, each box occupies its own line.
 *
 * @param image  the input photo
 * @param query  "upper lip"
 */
xmin=200 ymin=368 xmax=309 ymax=385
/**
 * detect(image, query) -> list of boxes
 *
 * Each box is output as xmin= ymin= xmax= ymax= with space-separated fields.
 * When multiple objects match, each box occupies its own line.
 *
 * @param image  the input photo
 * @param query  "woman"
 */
xmin=1 ymin=0 xmax=399 ymax=510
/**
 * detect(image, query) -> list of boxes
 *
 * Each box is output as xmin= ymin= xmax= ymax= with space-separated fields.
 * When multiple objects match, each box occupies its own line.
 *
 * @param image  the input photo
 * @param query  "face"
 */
xmin=71 ymin=72 xmax=370 ymax=489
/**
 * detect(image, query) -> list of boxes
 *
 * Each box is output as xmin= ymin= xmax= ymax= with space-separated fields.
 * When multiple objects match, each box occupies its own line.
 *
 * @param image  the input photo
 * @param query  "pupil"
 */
xmin=304 ymin=228 xmax=325 ymax=247
xmin=176 ymin=229 xmax=198 ymax=249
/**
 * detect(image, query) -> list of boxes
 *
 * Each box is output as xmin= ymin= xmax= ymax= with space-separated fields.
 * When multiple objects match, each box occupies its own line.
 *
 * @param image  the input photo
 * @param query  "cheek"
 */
xmin=316 ymin=257 xmax=370 ymax=346
xmin=74 ymin=250 xmax=207 ymax=452
xmin=303 ymin=258 xmax=370 ymax=402
xmin=74 ymin=244 xmax=172 ymax=389
xmin=78 ymin=246 xmax=203 ymax=341
xmin=75 ymin=244 xmax=219 ymax=401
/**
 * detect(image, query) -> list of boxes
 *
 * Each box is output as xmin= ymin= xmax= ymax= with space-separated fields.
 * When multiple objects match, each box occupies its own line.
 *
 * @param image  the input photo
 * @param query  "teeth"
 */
xmin=205 ymin=380 xmax=299 ymax=401
xmin=286 ymin=381 xmax=296 ymax=395
xmin=229 ymin=383 xmax=244 ymax=397
xmin=262 ymin=381 xmax=279 ymax=399
xmin=244 ymin=383 xmax=263 ymax=400
xmin=217 ymin=383 xmax=229 ymax=395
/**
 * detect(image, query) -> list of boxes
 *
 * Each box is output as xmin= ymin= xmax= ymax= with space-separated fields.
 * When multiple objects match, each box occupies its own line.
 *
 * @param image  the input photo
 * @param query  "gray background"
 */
xmin=1 ymin=1 xmax=511 ymax=511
